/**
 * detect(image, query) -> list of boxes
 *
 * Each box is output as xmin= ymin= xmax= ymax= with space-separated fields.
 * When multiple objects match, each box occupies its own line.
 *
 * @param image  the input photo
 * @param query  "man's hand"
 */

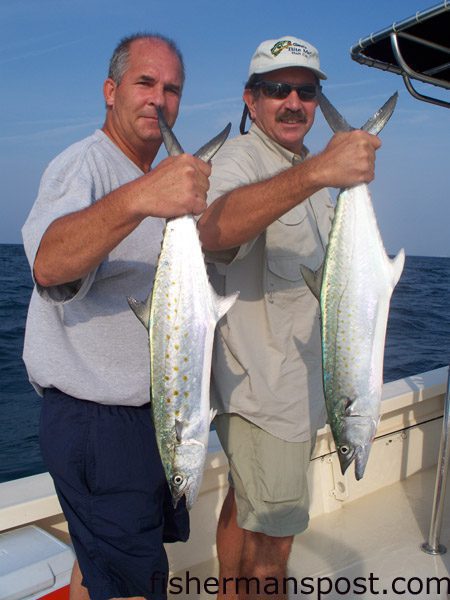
xmin=131 ymin=154 xmax=212 ymax=219
xmin=314 ymin=130 xmax=381 ymax=189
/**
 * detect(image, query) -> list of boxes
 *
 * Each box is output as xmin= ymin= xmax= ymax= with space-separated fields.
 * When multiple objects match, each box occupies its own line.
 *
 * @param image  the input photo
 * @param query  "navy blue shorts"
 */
xmin=40 ymin=388 xmax=189 ymax=600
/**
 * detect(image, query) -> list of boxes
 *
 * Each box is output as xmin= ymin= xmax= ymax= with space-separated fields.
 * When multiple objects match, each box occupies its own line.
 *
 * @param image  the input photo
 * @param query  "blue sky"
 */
xmin=1 ymin=0 xmax=448 ymax=256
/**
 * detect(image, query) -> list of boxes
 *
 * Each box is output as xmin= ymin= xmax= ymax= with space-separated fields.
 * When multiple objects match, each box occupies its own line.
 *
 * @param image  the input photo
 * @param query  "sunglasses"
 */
xmin=252 ymin=81 xmax=321 ymax=101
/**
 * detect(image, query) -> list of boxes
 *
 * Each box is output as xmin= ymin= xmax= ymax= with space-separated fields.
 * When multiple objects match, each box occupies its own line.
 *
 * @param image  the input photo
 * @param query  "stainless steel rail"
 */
xmin=421 ymin=365 xmax=450 ymax=555
xmin=390 ymin=32 xmax=450 ymax=109
xmin=350 ymin=1 xmax=450 ymax=109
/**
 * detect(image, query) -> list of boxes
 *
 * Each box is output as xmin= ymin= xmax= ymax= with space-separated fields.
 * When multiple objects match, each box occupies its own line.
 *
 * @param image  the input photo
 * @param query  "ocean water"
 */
xmin=1 ymin=244 xmax=449 ymax=483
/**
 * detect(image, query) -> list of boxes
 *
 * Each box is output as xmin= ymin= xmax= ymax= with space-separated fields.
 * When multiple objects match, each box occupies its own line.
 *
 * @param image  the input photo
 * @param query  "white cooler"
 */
xmin=0 ymin=525 xmax=74 ymax=600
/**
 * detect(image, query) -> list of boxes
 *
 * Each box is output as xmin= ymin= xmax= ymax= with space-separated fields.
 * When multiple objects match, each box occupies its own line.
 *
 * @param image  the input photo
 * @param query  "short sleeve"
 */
xmin=22 ymin=150 xmax=99 ymax=304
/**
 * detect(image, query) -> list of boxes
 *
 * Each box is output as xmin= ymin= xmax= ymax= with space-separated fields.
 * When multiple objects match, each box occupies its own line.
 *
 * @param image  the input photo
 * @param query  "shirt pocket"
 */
xmin=265 ymin=255 xmax=307 ymax=308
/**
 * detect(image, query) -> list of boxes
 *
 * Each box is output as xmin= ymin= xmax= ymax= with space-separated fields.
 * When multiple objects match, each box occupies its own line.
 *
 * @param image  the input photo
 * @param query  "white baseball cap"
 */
xmin=248 ymin=36 xmax=327 ymax=80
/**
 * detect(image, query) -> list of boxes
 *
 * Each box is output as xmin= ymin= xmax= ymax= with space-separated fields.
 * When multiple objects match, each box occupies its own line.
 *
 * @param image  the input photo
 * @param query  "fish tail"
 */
xmin=319 ymin=91 xmax=398 ymax=135
xmin=156 ymin=106 xmax=231 ymax=162
xmin=194 ymin=124 xmax=231 ymax=163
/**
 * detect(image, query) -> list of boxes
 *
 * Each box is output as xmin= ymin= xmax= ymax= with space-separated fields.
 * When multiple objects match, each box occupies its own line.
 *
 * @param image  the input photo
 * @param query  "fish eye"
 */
xmin=339 ymin=445 xmax=350 ymax=455
xmin=172 ymin=474 xmax=184 ymax=486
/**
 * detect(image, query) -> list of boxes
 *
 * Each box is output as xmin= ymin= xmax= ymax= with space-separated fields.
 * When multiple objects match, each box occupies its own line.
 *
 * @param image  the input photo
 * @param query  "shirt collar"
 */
xmin=247 ymin=123 xmax=309 ymax=165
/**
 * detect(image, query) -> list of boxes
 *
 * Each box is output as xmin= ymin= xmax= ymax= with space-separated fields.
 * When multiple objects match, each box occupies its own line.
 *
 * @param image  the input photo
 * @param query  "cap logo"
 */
xmin=271 ymin=40 xmax=292 ymax=56
xmin=270 ymin=40 xmax=314 ymax=59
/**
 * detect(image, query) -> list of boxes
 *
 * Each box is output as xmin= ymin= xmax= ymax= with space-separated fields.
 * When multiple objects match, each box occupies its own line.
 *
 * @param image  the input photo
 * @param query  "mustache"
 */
xmin=276 ymin=109 xmax=307 ymax=123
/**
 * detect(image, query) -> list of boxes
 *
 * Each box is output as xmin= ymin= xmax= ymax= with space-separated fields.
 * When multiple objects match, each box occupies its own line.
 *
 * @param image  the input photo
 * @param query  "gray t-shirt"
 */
xmin=22 ymin=130 xmax=164 ymax=405
xmin=207 ymin=124 xmax=334 ymax=442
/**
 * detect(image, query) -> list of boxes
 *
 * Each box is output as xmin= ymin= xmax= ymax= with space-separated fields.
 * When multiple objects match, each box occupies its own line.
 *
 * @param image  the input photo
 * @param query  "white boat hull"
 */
xmin=1 ymin=367 xmax=448 ymax=599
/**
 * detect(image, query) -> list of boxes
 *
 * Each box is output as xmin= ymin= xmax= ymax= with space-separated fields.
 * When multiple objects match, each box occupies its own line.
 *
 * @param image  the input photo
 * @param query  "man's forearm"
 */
xmin=198 ymin=129 xmax=380 ymax=251
xmin=34 ymin=152 xmax=212 ymax=288
xmin=198 ymin=156 xmax=322 ymax=251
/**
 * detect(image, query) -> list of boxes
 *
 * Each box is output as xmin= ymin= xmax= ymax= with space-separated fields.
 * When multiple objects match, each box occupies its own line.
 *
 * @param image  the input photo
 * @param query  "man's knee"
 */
xmin=245 ymin=530 xmax=294 ymax=563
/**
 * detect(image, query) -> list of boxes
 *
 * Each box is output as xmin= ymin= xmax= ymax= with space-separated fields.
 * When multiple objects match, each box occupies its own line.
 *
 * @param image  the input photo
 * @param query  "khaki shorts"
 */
xmin=214 ymin=413 xmax=315 ymax=537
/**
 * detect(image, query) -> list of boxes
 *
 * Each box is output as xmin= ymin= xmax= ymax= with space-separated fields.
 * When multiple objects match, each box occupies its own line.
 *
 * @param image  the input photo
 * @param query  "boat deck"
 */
xmin=1 ymin=368 xmax=447 ymax=599
xmin=176 ymin=465 xmax=450 ymax=599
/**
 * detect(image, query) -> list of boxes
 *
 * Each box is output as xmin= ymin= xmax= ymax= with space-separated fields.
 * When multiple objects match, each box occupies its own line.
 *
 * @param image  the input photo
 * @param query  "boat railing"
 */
xmin=350 ymin=2 xmax=450 ymax=108
xmin=421 ymin=364 xmax=450 ymax=555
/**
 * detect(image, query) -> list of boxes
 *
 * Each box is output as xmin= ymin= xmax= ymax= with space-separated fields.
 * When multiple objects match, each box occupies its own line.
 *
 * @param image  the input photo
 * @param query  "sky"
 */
xmin=1 ymin=0 xmax=448 ymax=257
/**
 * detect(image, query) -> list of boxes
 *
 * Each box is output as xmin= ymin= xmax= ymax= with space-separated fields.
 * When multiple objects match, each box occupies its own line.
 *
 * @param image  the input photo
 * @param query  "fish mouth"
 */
xmin=171 ymin=485 xmax=195 ymax=511
xmin=170 ymin=477 xmax=198 ymax=511
xmin=172 ymin=493 xmax=183 ymax=509
xmin=170 ymin=478 xmax=188 ymax=509
xmin=354 ymin=444 xmax=372 ymax=480
xmin=337 ymin=443 xmax=372 ymax=480
xmin=183 ymin=484 xmax=199 ymax=511
xmin=337 ymin=444 xmax=355 ymax=476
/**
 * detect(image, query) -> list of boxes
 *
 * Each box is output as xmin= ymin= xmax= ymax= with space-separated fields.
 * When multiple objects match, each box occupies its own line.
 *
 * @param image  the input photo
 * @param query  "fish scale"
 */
xmin=149 ymin=215 xmax=214 ymax=483
xmin=128 ymin=113 xmax=237 ymax=509
xmin=302 ymin=92 xmax=404 ymax=479
xmin=322 ymin=185 xmax=396 ymax=447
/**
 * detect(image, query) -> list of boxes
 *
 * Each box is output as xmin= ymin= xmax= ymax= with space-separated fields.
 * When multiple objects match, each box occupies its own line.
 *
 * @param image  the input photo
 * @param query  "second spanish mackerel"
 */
xmin=302 ymin=92 xmax=404 ymax=480
xmin=129 ymin=111 xmax=237 ymax=509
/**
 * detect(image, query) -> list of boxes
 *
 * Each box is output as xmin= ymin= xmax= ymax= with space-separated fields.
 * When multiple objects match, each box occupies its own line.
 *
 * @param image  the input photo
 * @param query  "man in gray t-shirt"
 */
xmin=198 ymin=36 xmax=381 ymax=599
xmin=22 ymin=34 xmax=211 ymax=600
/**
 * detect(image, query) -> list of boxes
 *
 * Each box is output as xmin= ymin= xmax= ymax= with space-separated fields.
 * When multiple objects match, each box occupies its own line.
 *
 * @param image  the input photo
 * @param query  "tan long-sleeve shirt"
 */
xmin=206 ymin=124 xmax=334 ymax=442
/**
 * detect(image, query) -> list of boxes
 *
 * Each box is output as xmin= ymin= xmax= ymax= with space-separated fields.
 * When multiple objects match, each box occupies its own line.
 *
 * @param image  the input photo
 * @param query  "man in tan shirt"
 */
xmin=198 ymin=36 xmax=380 ymax=599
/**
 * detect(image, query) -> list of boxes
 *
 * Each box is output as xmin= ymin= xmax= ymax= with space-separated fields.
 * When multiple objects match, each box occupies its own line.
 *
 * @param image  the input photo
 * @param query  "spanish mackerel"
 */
xmin=302 ymin=92 xmax=404 ymax=480
xmin=129 ymin=111 xmax=236 ymax=508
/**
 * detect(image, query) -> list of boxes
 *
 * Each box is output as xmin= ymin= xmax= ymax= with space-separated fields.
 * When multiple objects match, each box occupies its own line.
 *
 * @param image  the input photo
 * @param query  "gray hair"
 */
xmin=244 ymin=73 xmax=264 ymax=91
xmin=240 ymin=74 xmax=264 ymax=134
xmin=108 ymin=33 xmax=185 ymax=87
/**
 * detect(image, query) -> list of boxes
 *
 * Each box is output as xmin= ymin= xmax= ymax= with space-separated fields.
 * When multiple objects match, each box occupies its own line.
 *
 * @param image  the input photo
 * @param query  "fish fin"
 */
xmin=175 ymin=418 xmax=185 ymax=443
xmin=319 ymin=90 xmax=398 ymax=136
xmin=300 ymin=263 xmax=323 ymax=301
xmin=389 ymin=248 xmax=405 ymax=289
xmin=361 ymin=92 xmax=398 ymax=135
xmin=127 ymin=295 xmax=151 ymax=329
xmin=318 ymin=91 xmax=354 ymax=133
xmin=212 ymin=289 xmax=239 ymax=321
xmin=209 ymin=408 xmax=217 ymax=424
xmin=157 ymin=107 xmax=184 ymax=156
xmin=194 ymin=123 xmax=231 ymax=163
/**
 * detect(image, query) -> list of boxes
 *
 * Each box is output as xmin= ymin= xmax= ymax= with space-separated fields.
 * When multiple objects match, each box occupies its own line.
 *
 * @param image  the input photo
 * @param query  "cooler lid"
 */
xmin=0 ymin=525 xmax=74 ymax=600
